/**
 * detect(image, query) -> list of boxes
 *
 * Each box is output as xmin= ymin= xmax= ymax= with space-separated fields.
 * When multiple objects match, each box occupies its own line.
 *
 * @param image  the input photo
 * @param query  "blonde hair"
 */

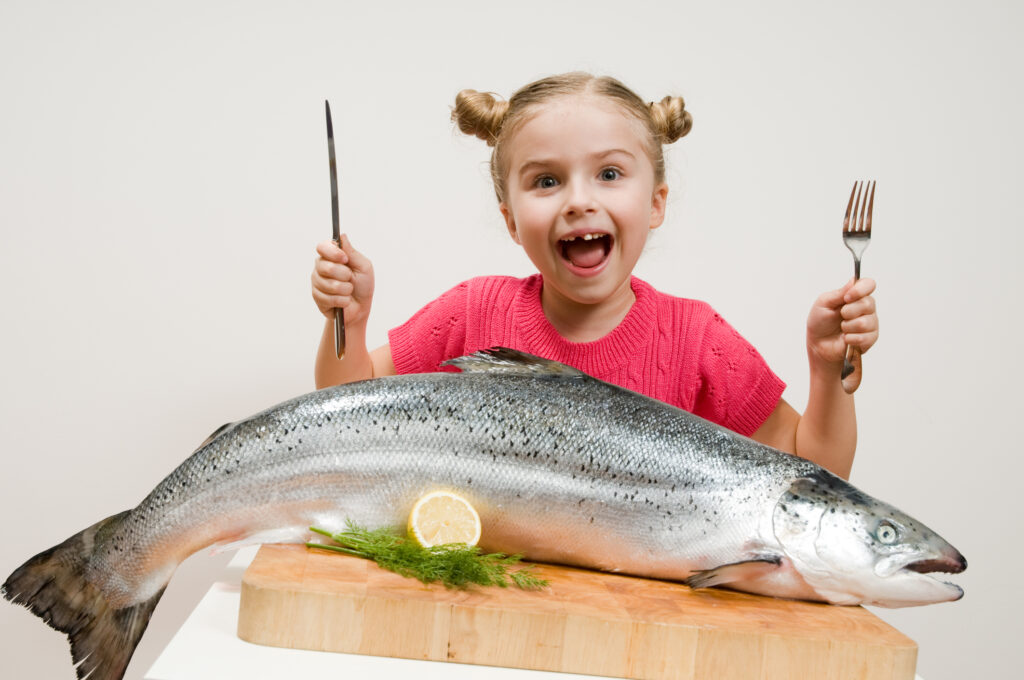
xmin=452 ymin=72 xmax=692 ymax=203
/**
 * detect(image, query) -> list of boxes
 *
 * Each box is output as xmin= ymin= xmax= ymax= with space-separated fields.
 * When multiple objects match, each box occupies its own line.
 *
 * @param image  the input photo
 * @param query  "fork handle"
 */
xmin=841 ymin=346 xmax=861 ymax=393
xmin=842 ymin=257 xmax=863 ymax=394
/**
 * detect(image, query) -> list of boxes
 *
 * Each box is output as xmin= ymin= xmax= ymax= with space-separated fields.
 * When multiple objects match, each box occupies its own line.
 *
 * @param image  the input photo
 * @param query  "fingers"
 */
xmin=311 ymin=270 xmax=351 ymax=314
xmin=843 ymin=277 xmax=876 ymax=303
xmin=840 ymin=280 xmax=878 ymax=354
xmin=315 ymin=235 xmax=372 ymax=273
xmin=839 ymin=279 xmax=877 ymax=327
xmin=312 ymin=235 xmax=374 ymax=320
xmin=313 ymin=235 xmax=372 ymax=286
xmin=312 ymin=258 xmax=354 ymax=312
xmin=842 ymin=328 xmax=879 ymax=354
xmin=312 ymin=239 xmax=353 ymax=316
xmin=807 ymin=278 xmax=879 ymax=359
xmin=815 ymin=278 xmax=854 ymax=311
xmin=840 ymin=294 xmax=876 ymax=322
xmin=817 ymin=277 xmax=876 ymax=308
xmin=314 ymin=255 xmax=353 ymax=285
xmin=316 ymin=238 xmax=348 ymax=264
xmin=840 ymin=312 xmax=877 ymax=338
xmin=312 ymin=270 xmax=354 ymax=297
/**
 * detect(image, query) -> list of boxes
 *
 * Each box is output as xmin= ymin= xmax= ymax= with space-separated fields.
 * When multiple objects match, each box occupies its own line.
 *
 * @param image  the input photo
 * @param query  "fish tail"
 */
xmin=2 ymin=510 xmax=166 ymax=680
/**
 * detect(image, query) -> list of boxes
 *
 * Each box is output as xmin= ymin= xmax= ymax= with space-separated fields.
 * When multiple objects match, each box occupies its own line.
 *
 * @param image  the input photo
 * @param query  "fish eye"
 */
xmin=875 ymin=520 xmax=899 ymax=545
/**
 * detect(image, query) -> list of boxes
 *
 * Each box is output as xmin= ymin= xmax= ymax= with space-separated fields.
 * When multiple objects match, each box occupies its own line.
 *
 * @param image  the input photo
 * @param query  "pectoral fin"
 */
xmin=684 ymin=556 xmax=783 ymax=589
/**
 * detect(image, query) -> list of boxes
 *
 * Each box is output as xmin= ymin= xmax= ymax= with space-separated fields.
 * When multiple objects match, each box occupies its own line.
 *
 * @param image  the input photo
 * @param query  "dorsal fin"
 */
xmin=441 ymin=347 xmax=585 ymax=378
xmin=192 ymin=422 xmax=234 ymax=453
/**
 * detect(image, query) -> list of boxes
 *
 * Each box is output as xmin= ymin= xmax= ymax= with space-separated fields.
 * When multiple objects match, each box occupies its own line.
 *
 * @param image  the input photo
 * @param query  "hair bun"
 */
xmin=452 ymin=89 xmax=509 ymax=147
xmin=649 ymin=95 xmax=692 ymax=144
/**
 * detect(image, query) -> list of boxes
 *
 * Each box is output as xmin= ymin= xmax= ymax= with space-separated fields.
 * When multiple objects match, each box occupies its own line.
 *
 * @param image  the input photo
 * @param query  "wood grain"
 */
xmin=237 ymin=545 xmax=917 ymax=679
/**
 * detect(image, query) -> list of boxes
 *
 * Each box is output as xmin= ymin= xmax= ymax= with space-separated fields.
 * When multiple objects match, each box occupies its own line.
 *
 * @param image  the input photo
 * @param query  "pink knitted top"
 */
xmin=388 ymin=275 xmax=785 ymax=436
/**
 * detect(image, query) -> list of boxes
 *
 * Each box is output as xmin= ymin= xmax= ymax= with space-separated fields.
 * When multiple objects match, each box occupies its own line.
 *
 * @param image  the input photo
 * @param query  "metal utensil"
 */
xmin=326 ymin=100 xmax=345 ymax=359
xmin=840 ymin=180 xmax=874 ymax=394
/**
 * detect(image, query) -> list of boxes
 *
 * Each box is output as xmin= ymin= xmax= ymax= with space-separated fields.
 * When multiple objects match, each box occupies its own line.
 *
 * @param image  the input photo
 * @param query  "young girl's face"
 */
xmin=499 ymin=94 xmax=667 ymax=308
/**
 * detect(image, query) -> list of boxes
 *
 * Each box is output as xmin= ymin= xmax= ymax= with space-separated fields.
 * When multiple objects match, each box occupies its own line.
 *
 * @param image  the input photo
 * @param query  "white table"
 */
xmin=145 ymin=547 xmax=924 ymax=680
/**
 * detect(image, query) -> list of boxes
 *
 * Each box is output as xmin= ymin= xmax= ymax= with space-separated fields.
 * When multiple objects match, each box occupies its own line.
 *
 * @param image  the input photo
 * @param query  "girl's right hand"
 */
xmin=311 ymin=234 xmax=374 ymax=326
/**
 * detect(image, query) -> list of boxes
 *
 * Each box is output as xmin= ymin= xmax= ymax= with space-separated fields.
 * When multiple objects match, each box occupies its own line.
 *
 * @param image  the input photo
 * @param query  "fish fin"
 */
xmin=683 ymin=555 xmax=783 ymax=589
xmin=192 ymin=422 xmax=234 ymax=453
xmin=2 ymin=511 xmax=165 ymax=680
xmin=442 ymin=347 xmax=585 ymax=377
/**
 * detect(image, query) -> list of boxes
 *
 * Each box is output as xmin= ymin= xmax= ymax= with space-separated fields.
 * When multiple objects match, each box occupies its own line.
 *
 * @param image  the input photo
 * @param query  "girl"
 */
xmin=310 ymin=72 xmax=878 ymax=480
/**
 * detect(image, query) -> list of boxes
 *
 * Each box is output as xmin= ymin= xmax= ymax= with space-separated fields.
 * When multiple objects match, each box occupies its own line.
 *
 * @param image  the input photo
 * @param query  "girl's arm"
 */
xmin=751 ymin=278 xmax=878 ymax=479
xmin=315 ymin=332 xmax=397 ymax=387
xmin=312 ymin=236 xmax=397 ymax=388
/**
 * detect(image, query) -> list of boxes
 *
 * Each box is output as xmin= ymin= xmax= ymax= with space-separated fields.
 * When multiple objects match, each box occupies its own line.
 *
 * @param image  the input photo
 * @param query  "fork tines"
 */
xmin=844 ymin=180 xmax=875 ymax=234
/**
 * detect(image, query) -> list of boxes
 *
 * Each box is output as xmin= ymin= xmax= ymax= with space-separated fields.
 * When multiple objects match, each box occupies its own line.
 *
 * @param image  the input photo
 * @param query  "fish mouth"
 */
xmin=558 ymin=231 xmax=613 ymax=274
xmin=898 ymin=551 xmax=967 ymax=600
xmin=904 ymin=552 xmax=967 ymax=576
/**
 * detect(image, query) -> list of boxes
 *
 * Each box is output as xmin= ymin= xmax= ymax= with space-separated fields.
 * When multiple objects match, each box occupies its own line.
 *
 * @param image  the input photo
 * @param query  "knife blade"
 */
xmin=325 ymin=100 xmax=345 ymax=359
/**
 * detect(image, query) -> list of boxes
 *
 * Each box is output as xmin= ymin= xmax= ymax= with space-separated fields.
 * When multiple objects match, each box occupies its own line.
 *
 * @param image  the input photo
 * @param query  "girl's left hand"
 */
xmin=806 ymin=278 xmax=878 ymax=366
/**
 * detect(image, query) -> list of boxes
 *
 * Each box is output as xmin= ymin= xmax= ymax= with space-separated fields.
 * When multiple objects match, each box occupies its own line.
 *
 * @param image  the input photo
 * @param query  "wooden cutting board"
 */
xmin=237 ymin=544 xmax=917 ymax=680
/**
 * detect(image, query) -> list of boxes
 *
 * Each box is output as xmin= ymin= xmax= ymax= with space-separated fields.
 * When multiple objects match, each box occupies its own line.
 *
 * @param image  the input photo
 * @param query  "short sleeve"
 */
xmin=388 ymin=281 xmax=470 ymax=375
xmin=692 ymin=312 xmax=786 ymax=436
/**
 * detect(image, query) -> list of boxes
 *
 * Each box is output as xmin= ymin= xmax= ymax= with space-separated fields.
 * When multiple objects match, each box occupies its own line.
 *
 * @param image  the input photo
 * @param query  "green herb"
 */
xmin=306 ymin=521 xmax=548 ymax=590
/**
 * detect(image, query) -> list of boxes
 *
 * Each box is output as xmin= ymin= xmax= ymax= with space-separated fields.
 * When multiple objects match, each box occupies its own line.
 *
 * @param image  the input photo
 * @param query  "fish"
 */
xmin=3 ymin=348 xmax=965 ymax=680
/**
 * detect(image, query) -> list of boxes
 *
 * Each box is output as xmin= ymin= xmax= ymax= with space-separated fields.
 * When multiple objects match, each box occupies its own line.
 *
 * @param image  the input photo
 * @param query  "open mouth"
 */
xmin=558 ymin=232 xmax=612 ymax=271
xmin=902 ymin=552 xmax=967 ymax=598
xmin=904 ymin=553 xmax=967 ymax=576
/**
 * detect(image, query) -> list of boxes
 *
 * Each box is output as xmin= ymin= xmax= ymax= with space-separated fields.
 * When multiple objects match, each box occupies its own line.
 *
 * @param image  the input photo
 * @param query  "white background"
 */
xmin=1 ymin=1 xmax=1019 ymax=678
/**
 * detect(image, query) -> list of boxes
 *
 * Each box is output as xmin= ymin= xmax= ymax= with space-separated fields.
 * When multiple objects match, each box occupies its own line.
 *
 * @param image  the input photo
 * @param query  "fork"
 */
xmin=840 ymin=180 xmax=875 ymax=394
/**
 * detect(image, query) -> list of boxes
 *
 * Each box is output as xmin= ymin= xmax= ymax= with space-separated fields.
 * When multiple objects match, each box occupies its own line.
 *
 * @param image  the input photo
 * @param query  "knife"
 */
xmin=325 ymin=100 xmax=345 ymax=359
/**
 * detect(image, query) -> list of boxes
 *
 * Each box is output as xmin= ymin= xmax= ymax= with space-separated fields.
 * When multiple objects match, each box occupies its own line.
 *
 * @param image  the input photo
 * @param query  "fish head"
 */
xmin=772 ymin=471 xmax=966 ymax=608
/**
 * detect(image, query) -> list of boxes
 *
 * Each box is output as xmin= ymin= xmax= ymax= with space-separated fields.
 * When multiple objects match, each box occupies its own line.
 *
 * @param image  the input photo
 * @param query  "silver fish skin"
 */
xmin=3 ymin=349 xmax=966 ymax=680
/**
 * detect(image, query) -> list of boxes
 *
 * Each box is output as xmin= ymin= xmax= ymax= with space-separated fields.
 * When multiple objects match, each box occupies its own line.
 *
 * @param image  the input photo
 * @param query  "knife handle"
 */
xmin=334 ymin=308 xmax=346 ymax=360
xmin=330 ymin=235 xmax=346 ymax=360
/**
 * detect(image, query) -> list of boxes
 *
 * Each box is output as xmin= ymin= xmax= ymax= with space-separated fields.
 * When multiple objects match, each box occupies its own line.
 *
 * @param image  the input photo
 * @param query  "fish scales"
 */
xmin=113 ymin=369 xmax=806 ymax=599
xmin=3 ymin=348 xmax=966 ymax=680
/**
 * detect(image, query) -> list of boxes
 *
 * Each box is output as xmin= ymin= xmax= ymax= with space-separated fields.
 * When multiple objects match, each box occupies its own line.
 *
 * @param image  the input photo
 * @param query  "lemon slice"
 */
xmin=408 ymin=490 xmax=482 ymax=548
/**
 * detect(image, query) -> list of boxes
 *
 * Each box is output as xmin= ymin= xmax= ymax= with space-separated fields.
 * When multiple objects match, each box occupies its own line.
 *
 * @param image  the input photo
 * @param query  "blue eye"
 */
xmin=534 ymin=176 xmax=558 ymax=189
xmin=600 ymin=168 xmax=621 ymax=181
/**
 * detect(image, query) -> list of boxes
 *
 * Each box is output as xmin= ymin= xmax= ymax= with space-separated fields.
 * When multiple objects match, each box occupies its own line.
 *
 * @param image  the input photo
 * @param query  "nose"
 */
xmin=562 ymin=179 xmax=598 ymax=218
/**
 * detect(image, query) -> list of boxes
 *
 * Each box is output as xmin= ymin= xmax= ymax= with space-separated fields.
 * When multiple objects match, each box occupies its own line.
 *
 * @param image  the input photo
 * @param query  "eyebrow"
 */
xmin=515 ymin=148 xmax=638 ymax=176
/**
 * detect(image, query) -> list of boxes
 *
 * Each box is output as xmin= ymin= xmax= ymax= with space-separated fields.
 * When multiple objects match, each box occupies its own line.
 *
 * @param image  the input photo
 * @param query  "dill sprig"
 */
xmin=306 ymin=521 xmax=548 ymax=590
